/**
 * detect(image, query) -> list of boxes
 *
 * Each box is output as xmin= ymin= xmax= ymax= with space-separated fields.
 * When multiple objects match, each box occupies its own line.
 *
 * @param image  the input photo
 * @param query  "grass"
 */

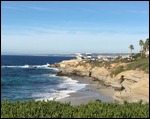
xmin=76 ymin=60 xmax=111 ymax=69
xmin=126 ymin=57 xmax=149 ymax=73
xmin=110 ymin=65 xmax=125 ymax=77
xmin=76 ymin=56 xmax=149 ymax=77
xmin=110 ymin=57 xmax=149 ymax=76
xmin=108 ymin=57 xmax=149 ymax=77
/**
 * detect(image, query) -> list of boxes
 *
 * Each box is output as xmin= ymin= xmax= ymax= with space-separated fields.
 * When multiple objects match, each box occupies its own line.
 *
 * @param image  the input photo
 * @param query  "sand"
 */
xmin=56 ymin=76 xmax=115 ymax=106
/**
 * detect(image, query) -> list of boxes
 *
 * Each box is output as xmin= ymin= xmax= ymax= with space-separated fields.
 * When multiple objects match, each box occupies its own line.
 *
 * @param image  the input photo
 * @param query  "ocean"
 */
xmin=1 ymin=55 xmax=87 ymax=101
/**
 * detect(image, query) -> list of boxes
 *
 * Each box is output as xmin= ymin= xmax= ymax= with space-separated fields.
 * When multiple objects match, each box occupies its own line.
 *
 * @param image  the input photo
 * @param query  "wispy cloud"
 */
xmin=2 ymin=6 xmax=21 ymax=10
xmin=27 ymin=6 xmax=54 ymax=12
xmin=80 ymin=8 xmax=98 ymax=13
xmin=2 ymin=24 xmax=148 ymax=37
xmin=2 ymin=28 xmax=148 ymax=54
xmin=126 ymin=10 xmax=149 ymax=14
xmin=2 ymin=4 xmax=56 ymax=12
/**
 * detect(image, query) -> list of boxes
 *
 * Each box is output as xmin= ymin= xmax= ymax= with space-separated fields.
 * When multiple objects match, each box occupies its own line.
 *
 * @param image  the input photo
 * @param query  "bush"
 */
xmin=126 ymin=57 xmax=149 ymax=73
xmin=110 ymin=65 xmax=125 ymax=77
xmin=133 ymin=53 xmax=141 ymax=60
xmin=1 ymin=100 xmax=149 ymax=118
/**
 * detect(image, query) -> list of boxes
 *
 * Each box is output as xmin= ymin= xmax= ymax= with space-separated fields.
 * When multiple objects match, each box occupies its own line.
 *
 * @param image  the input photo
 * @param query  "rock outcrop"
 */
xmin=113 ymin=70 xmax=149 ymax=103
xmin=53 ymin=60 xmax=149 ymax=103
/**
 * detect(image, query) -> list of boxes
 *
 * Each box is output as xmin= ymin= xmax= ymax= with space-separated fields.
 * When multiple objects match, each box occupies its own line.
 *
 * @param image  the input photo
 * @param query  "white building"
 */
xmin=85 ymin=53 xmax=92 ymax=59
xmin=97 ymin=55 xmax=104 ymax=60
xmin=97 ymin=55 xmax=109 ymax=61
xmin=75 ymin=53 xmax=83 ymax=60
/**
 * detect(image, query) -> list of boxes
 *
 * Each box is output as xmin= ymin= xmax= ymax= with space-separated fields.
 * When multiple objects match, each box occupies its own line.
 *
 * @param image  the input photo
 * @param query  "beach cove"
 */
xmin=56 ymin=76 xmax=115 ymax=106
xmin=50 ymin=58 xmax=149 ymax=104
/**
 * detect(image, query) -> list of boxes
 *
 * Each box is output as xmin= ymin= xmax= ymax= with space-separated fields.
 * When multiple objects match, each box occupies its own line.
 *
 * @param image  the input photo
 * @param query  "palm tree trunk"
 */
xmin=131 ymin=50 xmax=132 ymax=59
xmin=141 ymin=46 xmax=142 ymax=57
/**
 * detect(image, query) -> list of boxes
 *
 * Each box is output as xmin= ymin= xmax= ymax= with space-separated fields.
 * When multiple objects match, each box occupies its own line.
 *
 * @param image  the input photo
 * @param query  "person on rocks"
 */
xmin=89 ymin=70 xmax=92 ymax=77
xmin=119 ymin=75 xmax=126 ymax=92
xmin=119 ymin=75 xmax=125 ymax=84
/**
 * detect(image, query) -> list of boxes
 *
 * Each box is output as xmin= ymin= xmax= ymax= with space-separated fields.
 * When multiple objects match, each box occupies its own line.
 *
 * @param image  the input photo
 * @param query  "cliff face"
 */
xmin=113 ymin=70 xmax=149 ymax=103
xmin=54 ymin=59 xmax=149 ymax=103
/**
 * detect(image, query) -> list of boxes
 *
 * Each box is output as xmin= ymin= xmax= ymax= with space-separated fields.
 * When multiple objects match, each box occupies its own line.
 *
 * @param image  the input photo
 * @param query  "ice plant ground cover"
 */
xmin=1 ymin=100 xmax=149 ymax=118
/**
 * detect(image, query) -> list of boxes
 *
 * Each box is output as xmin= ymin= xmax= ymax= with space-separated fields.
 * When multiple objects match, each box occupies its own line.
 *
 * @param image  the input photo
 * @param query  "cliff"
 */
xmin=51 ymin=59 xmax=149 ymax=103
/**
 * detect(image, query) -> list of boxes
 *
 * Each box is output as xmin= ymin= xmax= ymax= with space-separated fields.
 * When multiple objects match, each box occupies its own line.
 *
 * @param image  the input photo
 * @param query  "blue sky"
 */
xmin=1 ymin=1 xmax=149 ymax=54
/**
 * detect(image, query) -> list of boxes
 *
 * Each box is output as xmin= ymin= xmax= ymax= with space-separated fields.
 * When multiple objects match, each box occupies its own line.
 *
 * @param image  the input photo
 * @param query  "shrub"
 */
xmin=110 ymin=65 xmax=125 ymax=77
xmin=1 ymin=100 xmax=149 ymax=118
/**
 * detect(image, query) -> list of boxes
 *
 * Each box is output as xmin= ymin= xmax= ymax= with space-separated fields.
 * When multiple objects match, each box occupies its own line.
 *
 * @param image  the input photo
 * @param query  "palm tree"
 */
xmin=145 ymin=38 xmax=149 ymax=51
xmin=129 ymin=45 xmax=134 ymax=59
xmin=139 ymin=39 xmax=144 ymax=57
xmin=143 ymin=38 xmax=149 ymax=57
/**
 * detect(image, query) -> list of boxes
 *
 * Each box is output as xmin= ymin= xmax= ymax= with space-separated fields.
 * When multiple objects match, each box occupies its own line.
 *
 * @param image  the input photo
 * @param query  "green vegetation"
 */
xmin=89 ymin=60 xmax=102 ymax=68
xmin=133 ymin=53 xmax=141 ymax=60
xmin=139 ymin=39 xmax=144 ymax=57
xmin=76 ymin=60 xmax=111 ymax=69
xmin=90 ymin=60 xmax=111 ymax=68
xmin=126 ymin=57 xmax=149 ymax=73
xmin=76 ymin=37 xmax=149 ymax=76
xmin=110 ymin=65 xmax=125 ymax=77
xmin=144 ymin=38 xmax=149 ymax=51
xmin=1 ymin=100 xmax=149 ymax=118
xmin=77 ymin=55 xmax=149 ymax=76
xmin=129 ymin=44 xmax=134 ymax=57
xmin=110 ymin=57 xmax=149 ymax=76
xmin=138 ymin=38 xmax=149 ymax=58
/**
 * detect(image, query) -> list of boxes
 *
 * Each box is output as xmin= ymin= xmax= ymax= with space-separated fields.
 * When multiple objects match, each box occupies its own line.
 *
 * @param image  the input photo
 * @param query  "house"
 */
xmin=75 ymin=53 xmax=84 ymax=60
xmin=97 ymin=55 xmax=109 ymax=61
xmin=85 ymin=53 xmax=92 ymax=59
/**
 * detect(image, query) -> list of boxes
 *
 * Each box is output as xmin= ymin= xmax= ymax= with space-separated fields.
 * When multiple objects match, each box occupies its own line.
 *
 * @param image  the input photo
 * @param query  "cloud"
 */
xmin=27 ymin=6 xmax=55 ymax=12
xmin=2 ymin=6 xmax=21 ymax=10
xmin=2 ymin=24 xmax=148 ymax=38
xmin=126 ymin=10 xmax=149 ymax=14
xmin=1 ymin=26 xmax=148 ymax=54
xmin=80 ymin=8 xmax=98 ymax=13
xmin=2 ymin=4 xmax=56 ymax=12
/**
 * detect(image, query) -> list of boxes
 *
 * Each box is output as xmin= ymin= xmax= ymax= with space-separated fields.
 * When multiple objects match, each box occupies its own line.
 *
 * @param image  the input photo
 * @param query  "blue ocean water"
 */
xmin=1 ymin=55 xmax=87 ymax=101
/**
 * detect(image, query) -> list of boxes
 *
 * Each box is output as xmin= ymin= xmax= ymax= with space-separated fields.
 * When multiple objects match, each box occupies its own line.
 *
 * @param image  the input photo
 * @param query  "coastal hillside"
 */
xmin=53 ymin=57 xmax=149 ymax=103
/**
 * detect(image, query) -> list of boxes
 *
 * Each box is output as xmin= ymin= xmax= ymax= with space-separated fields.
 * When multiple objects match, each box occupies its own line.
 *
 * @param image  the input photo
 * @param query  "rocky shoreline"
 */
xmin=50 ymin=59 xmax=149 ymax=103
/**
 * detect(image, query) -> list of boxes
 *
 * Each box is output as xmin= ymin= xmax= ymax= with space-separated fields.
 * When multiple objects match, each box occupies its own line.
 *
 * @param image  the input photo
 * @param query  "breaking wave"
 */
xmin=32 ymin=76 xmax=87 ymax=101
xmin=1 ymin=63 xmax=59 ymax=70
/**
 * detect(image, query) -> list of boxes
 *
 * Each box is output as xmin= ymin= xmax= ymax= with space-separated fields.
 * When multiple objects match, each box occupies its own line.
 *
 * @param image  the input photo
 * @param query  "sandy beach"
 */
xmin=56 ymin=76 xmax=115 ymax=106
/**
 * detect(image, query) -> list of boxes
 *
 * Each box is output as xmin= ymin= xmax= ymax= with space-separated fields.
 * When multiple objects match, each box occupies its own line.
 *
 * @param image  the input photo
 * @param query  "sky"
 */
xmin=1 ymin=1 xmax=149 ymax=55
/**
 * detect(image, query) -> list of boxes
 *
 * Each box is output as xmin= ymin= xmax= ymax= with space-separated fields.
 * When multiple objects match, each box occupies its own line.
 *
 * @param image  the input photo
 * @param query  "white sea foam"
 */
xmin=1 ymin=65 xmax=30 ymax=68
xmin=32 ymin=88 xmax=67 ymax=101
xmin=41 ymin=73 xmax=60 ymax=77
xmin=22 ymin=65 xmax=30 ymax=68
xmin=33 ymin=91 xmax=71 ymax=101
xmin=32 ymin=93 xmax=55 ymax=101
xmin=35 ymin=63 xmax=50 ymax=68
xmin=48 ymin=74 xmax=58 ymax=77
xmin=1 ymin=63 xmax=59 ymax=71
xmin=32 ymin=76 xmax=87 ymax=101
xmin=57 ymin=76 xmax=87 ymax=92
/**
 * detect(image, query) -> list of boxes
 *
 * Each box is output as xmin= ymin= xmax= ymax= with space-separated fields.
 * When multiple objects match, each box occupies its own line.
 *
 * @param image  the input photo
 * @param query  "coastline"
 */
xmin=51 ymin=58 xmax=149 ymax=104
xmin=56 ymin=76 xmax=115 ymax=106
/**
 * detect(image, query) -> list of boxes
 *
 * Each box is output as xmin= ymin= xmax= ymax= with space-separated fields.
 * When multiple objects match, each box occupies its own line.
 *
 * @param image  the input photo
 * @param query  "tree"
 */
xmin=139 ymin=39 xmax=144 ymax=57
xmin=144 ymin=38 xmax=149 ymax=51
xmin=129 ymin=45 xmax=134 ymax=59
xmin=144 ymin=38 xmax=149 ymax=57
